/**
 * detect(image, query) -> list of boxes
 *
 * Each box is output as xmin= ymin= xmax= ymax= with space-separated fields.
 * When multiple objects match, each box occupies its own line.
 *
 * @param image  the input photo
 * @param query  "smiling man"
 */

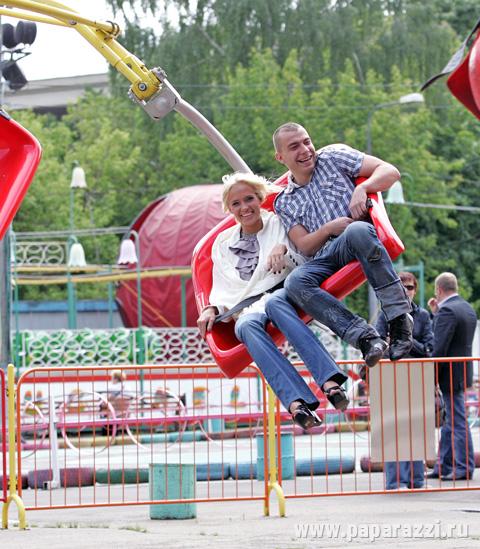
xmin=271 ymin=122 xmax=413 ymax=367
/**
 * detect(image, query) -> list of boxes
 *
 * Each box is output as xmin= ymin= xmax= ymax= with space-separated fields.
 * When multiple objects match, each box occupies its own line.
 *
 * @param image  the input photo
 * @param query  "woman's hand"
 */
xmin=266 ymin=244 xmax=287 ymax=274
xmin=197 ymin=306 xmax=217 ymax=338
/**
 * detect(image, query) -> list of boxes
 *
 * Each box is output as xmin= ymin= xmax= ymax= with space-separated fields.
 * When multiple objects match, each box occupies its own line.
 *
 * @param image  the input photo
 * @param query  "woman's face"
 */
xmin=402 ymin=278 xmax=417 ymax=300
xmin=227 ymin=182 xmax=263 ymax=233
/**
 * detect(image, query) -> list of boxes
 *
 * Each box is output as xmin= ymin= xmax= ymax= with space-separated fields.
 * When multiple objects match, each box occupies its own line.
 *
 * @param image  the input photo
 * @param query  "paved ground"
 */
xmin=2 ymin=485 xmax=480 ymax=548
xmin=7 ymin=421 xmax=480 ymax=548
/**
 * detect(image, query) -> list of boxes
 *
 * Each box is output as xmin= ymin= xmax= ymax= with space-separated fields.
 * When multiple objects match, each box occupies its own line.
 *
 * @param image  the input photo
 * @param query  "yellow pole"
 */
xmin=4 ymin=0 xmax=119 ymax=34
xmin=2 ymin=364 xmax=26 ymax=530
xmin=1 ymin=1 xmax=163 ymax=101
xmin=265 ymin=385 xmax=285 ymax=517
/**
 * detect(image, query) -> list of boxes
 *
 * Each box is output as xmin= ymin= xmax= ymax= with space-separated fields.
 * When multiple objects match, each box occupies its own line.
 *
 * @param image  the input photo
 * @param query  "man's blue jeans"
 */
xmin=433 ymin=391 xmax=475 ymax=479
xmin=234 ymin=289 xmax=346 ymax=411
xmin=284 ymin=221 xmax=410 ymax=347
xmin=385 ymin=461 xmax=424 ymax=489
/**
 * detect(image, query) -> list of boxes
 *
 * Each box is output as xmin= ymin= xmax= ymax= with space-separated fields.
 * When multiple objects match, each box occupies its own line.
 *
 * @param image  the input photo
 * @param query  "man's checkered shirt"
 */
xmin=274 ymin=144 xmax=364 ymax=243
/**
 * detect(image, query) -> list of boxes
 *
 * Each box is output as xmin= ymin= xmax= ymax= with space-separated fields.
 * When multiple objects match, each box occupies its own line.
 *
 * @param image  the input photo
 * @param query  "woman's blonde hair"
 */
xmin=221 ymin=172 xmax=279 ymax=212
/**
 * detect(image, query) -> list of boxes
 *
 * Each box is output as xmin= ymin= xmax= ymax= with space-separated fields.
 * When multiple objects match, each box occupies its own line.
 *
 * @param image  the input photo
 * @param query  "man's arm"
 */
xmin=350 ymin=154 xmax=401 ymax=219
xmin=432 ymin=307 xmax=456 ymax=357
xmin=288 ymin=217 xmax=353 ymax=257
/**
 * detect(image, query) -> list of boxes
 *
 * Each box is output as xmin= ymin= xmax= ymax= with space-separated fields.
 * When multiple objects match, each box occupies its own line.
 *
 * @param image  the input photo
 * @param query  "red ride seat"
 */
xmin=0 ymin=111 xmax=42 ymax=239
xmin=447 ymin=29 xmax=480 ymax=120
xmin=192 ymin=173 xmax=404 ymax=378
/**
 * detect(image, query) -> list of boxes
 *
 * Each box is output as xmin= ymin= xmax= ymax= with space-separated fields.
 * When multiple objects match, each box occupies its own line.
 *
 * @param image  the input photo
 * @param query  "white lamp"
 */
xmin=385 ymin=181 xmax=405 ymax=204
xmin=68 ymin=242 xmax=87 ymax=267
xmin=70 ymin=166 xmax=87 ymax=189
xmin=117 ymin=239 xmax=138 ymax=264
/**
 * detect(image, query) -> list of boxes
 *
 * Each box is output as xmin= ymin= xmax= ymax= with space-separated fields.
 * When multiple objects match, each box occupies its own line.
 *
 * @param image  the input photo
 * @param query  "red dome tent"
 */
xmin=116 ymin=184 xmax=227 ymax=328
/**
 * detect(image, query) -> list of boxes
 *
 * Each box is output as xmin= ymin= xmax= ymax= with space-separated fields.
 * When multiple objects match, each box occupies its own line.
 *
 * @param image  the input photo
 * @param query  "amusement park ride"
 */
xmin=0 ymin=2 xmax=479 ymax=377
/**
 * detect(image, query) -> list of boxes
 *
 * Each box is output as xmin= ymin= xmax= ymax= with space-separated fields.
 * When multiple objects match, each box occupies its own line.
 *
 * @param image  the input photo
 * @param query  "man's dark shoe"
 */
xmin=426 ymin=472 xmax=440 ymax=479
xmin=388 ymin=313 xmax=413 ymax=361
xmin=359 ymin=336 xmax=389 ymax=368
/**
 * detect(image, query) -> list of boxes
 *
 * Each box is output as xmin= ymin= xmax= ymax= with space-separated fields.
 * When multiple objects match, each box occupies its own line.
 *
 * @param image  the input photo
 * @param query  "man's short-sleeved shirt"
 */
xmin=274 ymin=144 xmax=364 ymax=237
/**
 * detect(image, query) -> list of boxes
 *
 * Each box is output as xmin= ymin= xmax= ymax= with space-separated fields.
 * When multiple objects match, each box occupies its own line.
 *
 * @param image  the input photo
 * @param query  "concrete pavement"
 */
xmin=2 ymin=487 xmax=480 ymax=548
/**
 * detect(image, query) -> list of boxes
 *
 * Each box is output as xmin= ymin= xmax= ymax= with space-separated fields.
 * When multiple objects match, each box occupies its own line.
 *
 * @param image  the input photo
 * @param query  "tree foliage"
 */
xmin=11 ymin=0 xmax=480 ymax=312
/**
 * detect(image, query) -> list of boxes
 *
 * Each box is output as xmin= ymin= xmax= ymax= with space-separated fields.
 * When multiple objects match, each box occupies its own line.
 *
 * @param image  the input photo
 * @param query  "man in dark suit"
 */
xmin=428 ymin=272 xmax=477 ymax=481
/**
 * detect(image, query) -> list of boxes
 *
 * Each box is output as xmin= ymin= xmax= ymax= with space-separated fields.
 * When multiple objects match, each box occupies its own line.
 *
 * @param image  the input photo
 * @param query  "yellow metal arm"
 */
xmin=0 ymin=0 xmax=250 ymax=171
xmin=1 ymin=0 xmax=162 ymax=101
xmin=4 ymin=0 xmax=121 ymax=36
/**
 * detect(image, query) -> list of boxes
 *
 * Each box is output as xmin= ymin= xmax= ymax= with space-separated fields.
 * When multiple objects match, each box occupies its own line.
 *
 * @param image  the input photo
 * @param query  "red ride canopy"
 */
xmin=116 ymin=184 xmax=227 ymax=328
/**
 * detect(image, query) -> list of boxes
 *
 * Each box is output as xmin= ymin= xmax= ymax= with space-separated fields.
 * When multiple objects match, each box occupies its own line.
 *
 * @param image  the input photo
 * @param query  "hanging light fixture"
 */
xmin=68 ymin=242 xmax=87 ymax=267
xmin=70 ymin=165 xmax=87 ymax=189
xmin=385 ymin=181 xmax=405 ymax=204
xmin=117 ymin=238 xmax=138 ymax=264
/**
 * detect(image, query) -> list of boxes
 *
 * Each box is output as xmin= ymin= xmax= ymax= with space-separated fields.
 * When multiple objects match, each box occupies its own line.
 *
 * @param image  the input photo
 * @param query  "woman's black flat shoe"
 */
xmin=323 ymin=385 xmax=349 ymax=411
xmin=291 ymin=404 xmax=322 ymax=430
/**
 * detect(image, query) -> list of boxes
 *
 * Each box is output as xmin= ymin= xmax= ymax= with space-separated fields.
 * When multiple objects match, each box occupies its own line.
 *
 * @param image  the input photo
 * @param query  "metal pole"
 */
xmin=69 ymin=186 xmax=75 ymax=232
xmin=47 ymin=395 xmax=60 ymax=489
xmin=0 ymin=233 xmax=11 ymax=369
xmin=0 ymin=17 xmax=10 ymax=370
xmin=180 ymin=275 xmax=187 ymax=328
xmin=107 ymin=265 xmax=113 ymax=329
xmin=67 ymin=236 xmax=77 ymax=329
xmin=419 ymin=261 xmax=425 ymax=309
xmin=180 ymin=275 xmax=187 ymax=361
xmin=11 ymin=230 xmax=20 ymax=368
xmin=131 ymin=231 xmax=144 ymax=393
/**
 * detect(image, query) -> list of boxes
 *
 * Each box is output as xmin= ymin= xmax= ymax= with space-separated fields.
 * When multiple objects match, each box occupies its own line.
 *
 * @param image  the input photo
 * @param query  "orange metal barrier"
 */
xmin=278 ymin=357 xmax=480 ymax=500
xmin=10 ymin=358 xmax=480 ymax=520
xmin=0 ymin=368 xmax=6 ymax=503
xmin=15 ymin=364 xmax=272 ymax=511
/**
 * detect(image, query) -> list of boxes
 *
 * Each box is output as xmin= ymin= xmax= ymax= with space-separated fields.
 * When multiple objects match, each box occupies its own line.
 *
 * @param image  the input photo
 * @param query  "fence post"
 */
xmin=2 ymin=363 xmax=26 ymax=529
xmin=45 ymin=395 xmax=60 ymax=489
xmin=264 ymin=385 xmax=285 ymax=517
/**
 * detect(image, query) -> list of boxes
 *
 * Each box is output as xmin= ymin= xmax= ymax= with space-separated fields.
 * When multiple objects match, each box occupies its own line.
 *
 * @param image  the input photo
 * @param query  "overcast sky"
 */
xmin=3 ymin=1 xmax=127 ymax=80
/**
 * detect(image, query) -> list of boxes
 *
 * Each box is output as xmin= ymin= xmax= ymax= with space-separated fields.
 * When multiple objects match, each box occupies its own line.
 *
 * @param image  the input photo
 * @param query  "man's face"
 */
xmin=275 ymin=127 xmax=316 ymax=180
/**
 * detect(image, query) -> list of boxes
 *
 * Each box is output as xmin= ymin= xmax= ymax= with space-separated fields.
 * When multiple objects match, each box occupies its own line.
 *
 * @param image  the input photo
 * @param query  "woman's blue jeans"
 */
xmin=234 ymin=289 xmax=346 ymax=411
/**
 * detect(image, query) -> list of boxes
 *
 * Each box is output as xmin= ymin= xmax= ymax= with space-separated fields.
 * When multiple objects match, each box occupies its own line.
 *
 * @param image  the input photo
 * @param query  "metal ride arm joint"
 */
xmin=1 ymin=1 xmax=249 ymax=171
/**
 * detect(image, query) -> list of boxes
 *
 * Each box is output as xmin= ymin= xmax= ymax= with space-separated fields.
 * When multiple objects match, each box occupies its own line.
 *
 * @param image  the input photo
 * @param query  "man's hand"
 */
xmin=349 ymin=185 xmax=369 ymax=220
xmin=325 ymin=217 xmax=353 ymax=236
xmin=266 ymin=244 xmax=287 ymax=273
xmin=428 ymin=297 xmax=439 ymax=315
xmin=197 ymin=306 xmax=217 ymax=338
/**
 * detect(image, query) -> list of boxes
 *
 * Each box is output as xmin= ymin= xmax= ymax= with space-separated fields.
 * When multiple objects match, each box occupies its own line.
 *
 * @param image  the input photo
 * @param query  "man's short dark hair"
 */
xmin=273 ymin=122 xmax=305 ymax=152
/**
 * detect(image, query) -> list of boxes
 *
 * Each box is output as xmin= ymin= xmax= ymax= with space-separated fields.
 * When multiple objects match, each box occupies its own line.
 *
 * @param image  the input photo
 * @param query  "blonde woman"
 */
xmin=197 ymin=172 xmax=349 ymax=429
